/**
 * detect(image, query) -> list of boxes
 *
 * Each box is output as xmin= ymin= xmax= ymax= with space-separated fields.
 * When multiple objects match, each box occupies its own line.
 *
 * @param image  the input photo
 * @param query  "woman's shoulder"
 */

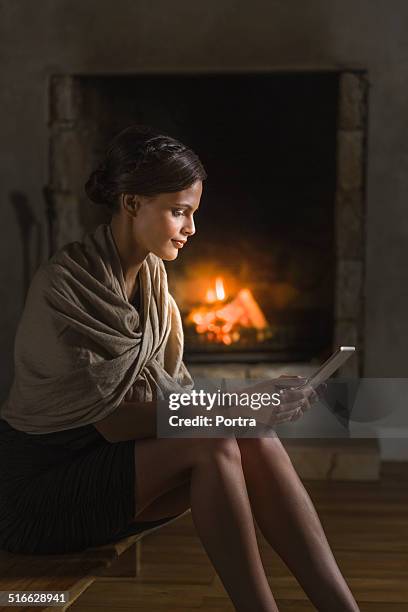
xmin=35 ymin=225 xmax=111 ymax=288
xmin=25 ymin=239 xmax=90 ymax=307
xmin=20 ymin=264 xmax=65 ymax=319
xmin=27 ymin=260 xmax=59 ymax=292
xmin=29 ymin=255 xmax=75 ymax=291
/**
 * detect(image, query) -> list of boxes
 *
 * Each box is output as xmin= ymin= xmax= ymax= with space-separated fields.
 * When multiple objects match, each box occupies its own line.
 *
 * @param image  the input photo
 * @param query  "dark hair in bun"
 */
xmin=85 ymin=125 xmax=207 ymax=212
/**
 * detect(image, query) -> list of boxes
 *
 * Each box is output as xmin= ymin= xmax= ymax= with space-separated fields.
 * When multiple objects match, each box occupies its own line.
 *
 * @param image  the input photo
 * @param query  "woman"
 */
xmin=0 ymin=125 xmax=359 ymax=612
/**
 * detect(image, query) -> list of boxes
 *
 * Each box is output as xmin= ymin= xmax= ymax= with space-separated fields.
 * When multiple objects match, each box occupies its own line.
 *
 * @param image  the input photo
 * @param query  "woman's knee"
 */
xmin=195 ymin=436 xmax=242 ymax=465
xmin=133 ymin=436 xmax=242 ymax=509
xmin=238 ymin=436 xmax=292 ymax=466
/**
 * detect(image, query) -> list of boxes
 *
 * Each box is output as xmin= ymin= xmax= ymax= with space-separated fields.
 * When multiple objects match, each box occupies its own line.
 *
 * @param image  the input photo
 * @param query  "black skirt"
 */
xmin=0 ymin=418 xmax=180 ymax=555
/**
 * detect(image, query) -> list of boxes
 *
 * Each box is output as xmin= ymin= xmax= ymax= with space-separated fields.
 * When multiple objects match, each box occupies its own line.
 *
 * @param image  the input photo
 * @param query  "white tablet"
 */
xmin=305 ymin=346 xmax=356 ymax=389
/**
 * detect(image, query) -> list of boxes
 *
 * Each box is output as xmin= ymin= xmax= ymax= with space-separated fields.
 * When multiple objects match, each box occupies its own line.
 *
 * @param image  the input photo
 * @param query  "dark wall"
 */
xmin=1 ymin=1 xmax=408 ymax=405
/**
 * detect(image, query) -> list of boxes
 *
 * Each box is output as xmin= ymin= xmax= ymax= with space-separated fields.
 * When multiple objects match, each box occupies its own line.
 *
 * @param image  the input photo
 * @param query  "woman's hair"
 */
xmin=85 ymin=125 xmax=207 ymax=212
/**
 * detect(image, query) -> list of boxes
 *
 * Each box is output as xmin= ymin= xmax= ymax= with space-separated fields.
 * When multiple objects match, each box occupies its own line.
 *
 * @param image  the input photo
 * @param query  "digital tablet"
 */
xmin=305 ymin=346 xmax=356 ymax=389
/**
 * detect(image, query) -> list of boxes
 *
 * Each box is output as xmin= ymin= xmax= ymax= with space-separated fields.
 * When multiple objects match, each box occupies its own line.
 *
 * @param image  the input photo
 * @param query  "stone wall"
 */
xmin=334 ymin=72 xmax=367 ymax=376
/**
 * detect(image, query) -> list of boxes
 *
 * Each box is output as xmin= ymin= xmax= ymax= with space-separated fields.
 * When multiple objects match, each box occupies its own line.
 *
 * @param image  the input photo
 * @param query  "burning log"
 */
xmin=187 ymin=277 xmax=269 ymax=345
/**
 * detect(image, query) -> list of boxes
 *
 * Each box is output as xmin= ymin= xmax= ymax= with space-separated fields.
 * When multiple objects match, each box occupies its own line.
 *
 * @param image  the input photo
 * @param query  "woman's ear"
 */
xmin=121 ymin=194 xmax=141 ymax=217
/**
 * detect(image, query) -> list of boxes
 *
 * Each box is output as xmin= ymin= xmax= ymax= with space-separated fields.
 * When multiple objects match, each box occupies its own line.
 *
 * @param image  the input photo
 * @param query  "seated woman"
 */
xmin=0 ymin=125 xmax=359 ymax=612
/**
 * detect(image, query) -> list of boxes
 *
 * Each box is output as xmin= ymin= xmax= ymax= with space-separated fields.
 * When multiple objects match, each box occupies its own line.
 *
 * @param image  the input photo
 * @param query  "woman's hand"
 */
xmin=276 ymin=375 xmax=319 ymax=421
xmin=232 ymin=375 xmax=319 ymax=427
xmin=276 ymin=375 xmax=317 ymax=420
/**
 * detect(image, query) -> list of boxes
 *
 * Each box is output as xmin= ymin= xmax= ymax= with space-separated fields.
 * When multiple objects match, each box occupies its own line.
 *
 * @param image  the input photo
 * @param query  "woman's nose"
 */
xmin=183 ymin=217 xmax=196 ymax=236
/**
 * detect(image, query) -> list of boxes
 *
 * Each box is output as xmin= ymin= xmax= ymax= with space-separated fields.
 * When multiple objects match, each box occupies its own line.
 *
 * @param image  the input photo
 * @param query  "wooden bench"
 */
xmin=0 ymin=510 xmax=190 ymax=612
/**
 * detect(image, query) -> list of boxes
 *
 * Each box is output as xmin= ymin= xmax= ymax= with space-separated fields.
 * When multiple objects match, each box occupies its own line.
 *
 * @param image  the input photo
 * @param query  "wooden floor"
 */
xmin=71 ymin=462 xmax=408 ymax=611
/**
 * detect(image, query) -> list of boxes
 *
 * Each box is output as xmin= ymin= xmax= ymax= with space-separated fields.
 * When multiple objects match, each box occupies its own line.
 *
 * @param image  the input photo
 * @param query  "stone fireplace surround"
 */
xmin=49 ymin=71 xmax=367 ymax=378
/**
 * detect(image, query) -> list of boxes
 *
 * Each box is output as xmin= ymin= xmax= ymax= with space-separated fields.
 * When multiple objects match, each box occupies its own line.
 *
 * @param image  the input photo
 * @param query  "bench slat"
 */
xmin=0 ymin=510 xmax=191 ymax=611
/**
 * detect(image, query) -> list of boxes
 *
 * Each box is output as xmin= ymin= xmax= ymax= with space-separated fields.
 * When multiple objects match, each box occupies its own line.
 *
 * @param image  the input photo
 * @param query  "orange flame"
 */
xmin=187 ymin=277 xmax=268 ymax=345
xmin=205 ymin=277 xmax=226 ymax=303
xmin=215 ymin=277 xmax=225 ymax=300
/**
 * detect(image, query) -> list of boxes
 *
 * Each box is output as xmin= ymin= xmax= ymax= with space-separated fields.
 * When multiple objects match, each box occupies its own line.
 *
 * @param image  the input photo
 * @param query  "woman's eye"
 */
xmin=172 ymin=209 xmax=185 ymax=217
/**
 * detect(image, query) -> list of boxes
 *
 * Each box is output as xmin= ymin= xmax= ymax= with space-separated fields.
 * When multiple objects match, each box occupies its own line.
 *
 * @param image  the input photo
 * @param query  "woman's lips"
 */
xmin=171 ymin=240 xmax=185 ymax=248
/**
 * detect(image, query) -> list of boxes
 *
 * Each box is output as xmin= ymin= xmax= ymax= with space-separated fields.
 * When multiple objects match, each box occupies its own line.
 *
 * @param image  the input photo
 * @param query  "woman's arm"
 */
xmin=93 ymin=400 xmax=157 ymax=443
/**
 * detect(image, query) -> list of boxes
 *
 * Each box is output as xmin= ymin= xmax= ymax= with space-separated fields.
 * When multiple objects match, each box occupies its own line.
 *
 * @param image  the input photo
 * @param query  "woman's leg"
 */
xmin=133 ymin=480 xmax=191 ymax=521
xmin=237 ymin=436 xmax=360 ymax=612
xmin=133 ymin=437 xmax=278 ymax=612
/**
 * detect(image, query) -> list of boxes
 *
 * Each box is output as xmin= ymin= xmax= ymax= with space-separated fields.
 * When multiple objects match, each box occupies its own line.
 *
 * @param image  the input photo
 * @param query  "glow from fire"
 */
xmin=187 ymin=276 xmax=269 ymax=345
xmin=215 ymin=277 xmax=225 ymax=301
xmin=205 ymin=276 xmax=226 ymax=303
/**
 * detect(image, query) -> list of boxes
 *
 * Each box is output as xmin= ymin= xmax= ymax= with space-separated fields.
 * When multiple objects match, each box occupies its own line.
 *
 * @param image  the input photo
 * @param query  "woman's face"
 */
xmin=131 ymin=180 xmax=202 ymax=261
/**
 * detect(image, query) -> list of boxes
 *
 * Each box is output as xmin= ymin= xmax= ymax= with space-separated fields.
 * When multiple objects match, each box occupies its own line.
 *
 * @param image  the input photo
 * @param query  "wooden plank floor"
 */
xmin=71 ymin=462 xmax=408 ymax=611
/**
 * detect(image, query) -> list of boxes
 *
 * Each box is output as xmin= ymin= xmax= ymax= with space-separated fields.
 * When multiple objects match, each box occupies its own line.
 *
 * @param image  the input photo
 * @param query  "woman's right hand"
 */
xmin=232 ymin=377 xmax=318 ymax=428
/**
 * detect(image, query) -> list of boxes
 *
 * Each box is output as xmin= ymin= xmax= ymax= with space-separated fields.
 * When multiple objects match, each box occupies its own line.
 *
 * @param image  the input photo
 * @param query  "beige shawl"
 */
xmin=1 ymin=224 xmax=194 ymax=433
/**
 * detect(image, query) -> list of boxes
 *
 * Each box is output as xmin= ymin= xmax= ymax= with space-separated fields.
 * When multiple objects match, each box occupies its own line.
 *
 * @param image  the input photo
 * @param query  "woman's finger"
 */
xmin=276 ymin=408 xmax=303 ymax=424
xmin=304 ymin=384 xmax=318 ymax=400
xmin=255 ymin=393 xmax=312 ymax=427
xmin=290 ymin=408 xmax=303 ymax=421
xmin=301 ymin=396 xmax=312 ymax=413
xmin=278 ymin=399 xmax=304 ymax=413
xmin=279 ymin=388 xmax=305 ymax=403
xmin=260 ymin=401 xmax=305 ymax=426
xmin=281 ymin=385 xmax=317 ymax=405
xmin=277 ymin=399 xmax=308 ymax=418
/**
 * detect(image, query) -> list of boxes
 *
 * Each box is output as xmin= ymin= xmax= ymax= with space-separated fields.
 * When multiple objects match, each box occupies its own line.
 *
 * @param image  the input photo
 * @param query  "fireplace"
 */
xmin=48 ymin=71 xmax=367 ymax=373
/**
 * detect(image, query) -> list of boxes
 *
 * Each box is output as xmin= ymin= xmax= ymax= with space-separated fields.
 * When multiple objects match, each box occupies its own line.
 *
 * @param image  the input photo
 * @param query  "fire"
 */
xmin=215 ymin=277 xmax=225 ymax=301
xmin=205 ymin=276 xmax=226 ymax=303
xmin=187 ymin=276 xmax=269 ymax=345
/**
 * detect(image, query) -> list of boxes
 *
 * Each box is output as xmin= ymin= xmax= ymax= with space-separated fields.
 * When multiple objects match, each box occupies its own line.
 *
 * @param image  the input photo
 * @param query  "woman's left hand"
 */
xmin=277 ymin=375 xmax=324 ymax=420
